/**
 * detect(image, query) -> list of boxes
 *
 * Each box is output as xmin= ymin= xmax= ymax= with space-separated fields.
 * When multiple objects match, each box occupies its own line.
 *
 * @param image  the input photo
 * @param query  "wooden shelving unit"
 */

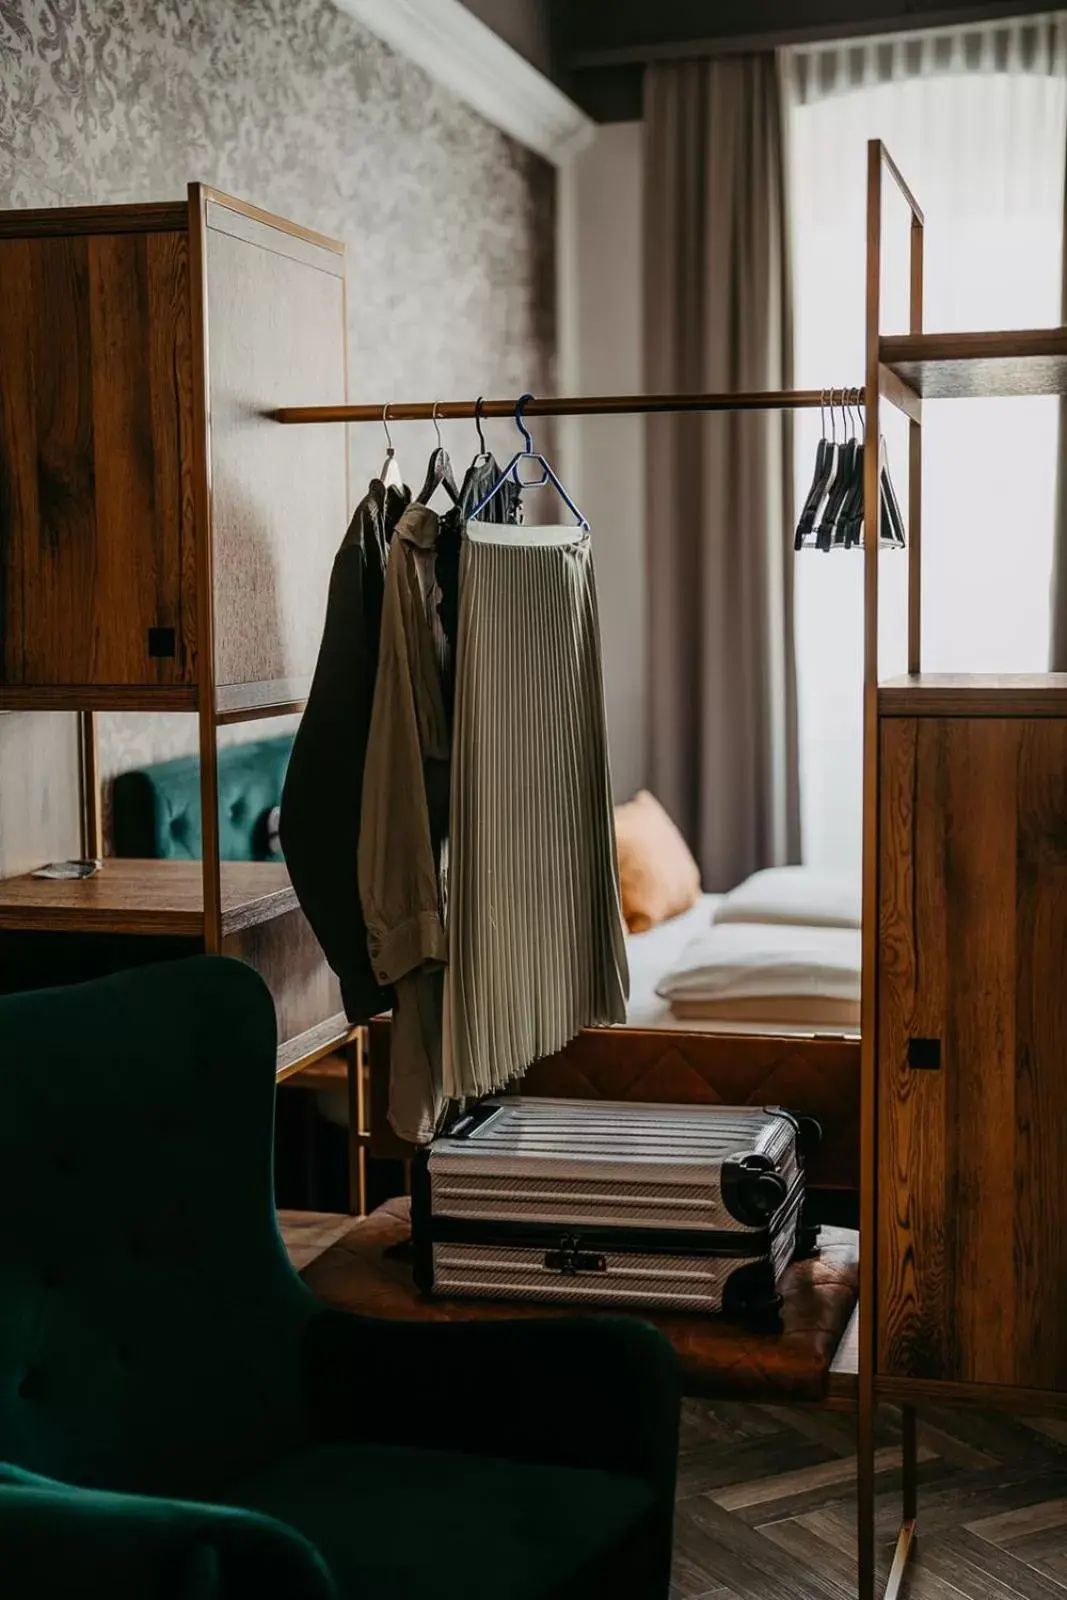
xmin=878 ymin=672 xmax=1067 ymax=716
xmin=882 ymin=325 xmax=1067 ymax=398
xmin=0 ymin=861 xmax=297 ymax=938
xmin=0 ymin=188 xmax=352 ymax=1078
xmin=858 ymin=142 xmax=1067 ymax=1600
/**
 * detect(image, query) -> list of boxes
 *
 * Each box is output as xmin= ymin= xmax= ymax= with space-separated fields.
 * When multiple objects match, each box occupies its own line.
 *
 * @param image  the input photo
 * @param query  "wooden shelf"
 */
xmin=276 ymin=1018 xmax=357 ymax=1082
xmin=0 ymin=685 xmax=199 ymax=713
xmin=215 ymin=677 xmax=309 ymax=722
xmin=881 ymin=327 xmax=1067 ymax=399
xmin=879 ymin=674 xmax=1067 ymax=717
xmin=0 ymin=859 xmax=297 ymax=937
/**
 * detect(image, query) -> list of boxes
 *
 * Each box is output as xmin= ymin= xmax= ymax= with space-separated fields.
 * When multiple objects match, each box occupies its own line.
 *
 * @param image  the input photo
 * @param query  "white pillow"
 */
xmin=713 ymin=866 xmax=860 ymax=929
xmin=657 ymin=921 xmax=861 ymax=1018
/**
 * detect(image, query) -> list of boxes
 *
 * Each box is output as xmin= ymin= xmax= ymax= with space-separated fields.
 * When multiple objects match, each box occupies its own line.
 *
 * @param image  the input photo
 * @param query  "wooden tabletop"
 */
xmin=0 ymin=858 xmax=298 ymax=937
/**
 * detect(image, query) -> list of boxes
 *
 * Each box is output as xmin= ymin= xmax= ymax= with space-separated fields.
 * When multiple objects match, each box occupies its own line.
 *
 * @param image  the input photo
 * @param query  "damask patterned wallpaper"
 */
xmin=0 ymin=0 xmax=556 ymax=793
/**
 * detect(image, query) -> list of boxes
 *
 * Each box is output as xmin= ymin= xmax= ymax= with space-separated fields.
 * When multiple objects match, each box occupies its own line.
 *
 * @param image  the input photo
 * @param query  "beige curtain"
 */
xmin=644 ymin=54 xmax=800 ymax=890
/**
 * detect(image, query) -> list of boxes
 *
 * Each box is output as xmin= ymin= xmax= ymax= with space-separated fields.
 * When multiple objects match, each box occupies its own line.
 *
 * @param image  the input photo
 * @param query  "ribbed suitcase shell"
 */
xmin=413 ymin=1098 xmax=814 ymax=1319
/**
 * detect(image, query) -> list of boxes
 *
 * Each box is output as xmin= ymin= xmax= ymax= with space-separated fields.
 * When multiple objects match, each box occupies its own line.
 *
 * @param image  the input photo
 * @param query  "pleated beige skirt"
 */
xmin=444 ymin=521 xmax=629 ymax=1102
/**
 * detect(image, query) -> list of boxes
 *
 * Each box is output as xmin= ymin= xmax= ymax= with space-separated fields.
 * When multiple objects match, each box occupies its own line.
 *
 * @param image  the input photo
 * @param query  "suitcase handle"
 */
xmin=722 ymin=1156 xmax=789 ymax=1226
xmin=544 ymin=1236 xmax=607 ymax=1276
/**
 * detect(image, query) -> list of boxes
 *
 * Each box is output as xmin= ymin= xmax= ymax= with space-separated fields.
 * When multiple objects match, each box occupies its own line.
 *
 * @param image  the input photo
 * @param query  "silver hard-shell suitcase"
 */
xmin=412 ymin=1098 xmax=819 ymax=1322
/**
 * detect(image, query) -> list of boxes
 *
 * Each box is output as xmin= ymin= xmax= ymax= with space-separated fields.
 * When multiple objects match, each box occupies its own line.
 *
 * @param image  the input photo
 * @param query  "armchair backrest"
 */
xmin=0 ymin=957 xmax=315 ymax=1498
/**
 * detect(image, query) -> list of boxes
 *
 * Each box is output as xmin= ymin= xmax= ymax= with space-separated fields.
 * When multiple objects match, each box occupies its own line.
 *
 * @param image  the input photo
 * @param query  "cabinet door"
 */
xmin=0 ymin=229 xmax=196 ymax=688
xmin=878 ymin=715 xmax=1067 ymax=1390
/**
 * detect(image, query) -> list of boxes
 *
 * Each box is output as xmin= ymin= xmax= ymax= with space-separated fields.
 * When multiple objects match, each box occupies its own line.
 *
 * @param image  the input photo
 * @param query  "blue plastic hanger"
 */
xmin=466 ymin=393 xmax=589 ymax=528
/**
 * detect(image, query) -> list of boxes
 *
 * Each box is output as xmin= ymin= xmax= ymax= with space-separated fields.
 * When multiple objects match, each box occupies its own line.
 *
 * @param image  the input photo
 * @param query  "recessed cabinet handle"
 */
xmin=147 ymin=627 xmax=176 ymax=659
xmin=907 ymin=1037 xmax=941 ymax=1071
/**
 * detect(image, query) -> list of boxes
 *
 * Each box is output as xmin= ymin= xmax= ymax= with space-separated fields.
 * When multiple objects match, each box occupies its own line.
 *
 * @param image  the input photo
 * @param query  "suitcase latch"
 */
xmin=544 ymin=1235 xmax=606 ymax=1276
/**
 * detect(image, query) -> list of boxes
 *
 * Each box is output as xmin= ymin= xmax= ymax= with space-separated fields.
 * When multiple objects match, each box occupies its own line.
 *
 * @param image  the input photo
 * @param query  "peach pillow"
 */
xmin=614 ymin=790 xmax=702 ymax=934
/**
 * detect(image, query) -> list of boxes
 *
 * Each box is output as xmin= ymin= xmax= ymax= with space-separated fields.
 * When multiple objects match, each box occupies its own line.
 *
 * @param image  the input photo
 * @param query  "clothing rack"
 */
xmin=269 ymin=142 xmax=1000 ymax=1600
xmin=273 ymin=386 xmax=873 ymax=424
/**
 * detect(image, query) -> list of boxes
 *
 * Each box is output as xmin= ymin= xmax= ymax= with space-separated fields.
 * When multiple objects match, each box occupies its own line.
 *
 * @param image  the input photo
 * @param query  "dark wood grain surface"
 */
xmin=879 ymin=676 xmax=1067 ymax=717
xmin=0 ymin=858 xmax=296 ymax=936
xmin=0 ymin=228 xmax=196 ymax=689
xmin=882 ymin=327 xmax=1067 ymax=399
xmin=878 ymin=716 xmax=1067 ymax=1392
xmin=222 ymin=903 xmax=344 ymax=1057
xmin=0 ymin=202 xmax=188 ymax=237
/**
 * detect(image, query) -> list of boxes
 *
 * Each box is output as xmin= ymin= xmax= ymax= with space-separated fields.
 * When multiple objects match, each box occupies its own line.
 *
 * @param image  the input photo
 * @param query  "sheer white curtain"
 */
xmin=787 ymin=24 xmax=1067 ymax=872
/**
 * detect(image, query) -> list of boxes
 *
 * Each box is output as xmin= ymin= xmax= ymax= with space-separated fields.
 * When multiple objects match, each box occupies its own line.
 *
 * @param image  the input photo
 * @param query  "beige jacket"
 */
xmin=359 ymin=505 xmax=450 ymax=1143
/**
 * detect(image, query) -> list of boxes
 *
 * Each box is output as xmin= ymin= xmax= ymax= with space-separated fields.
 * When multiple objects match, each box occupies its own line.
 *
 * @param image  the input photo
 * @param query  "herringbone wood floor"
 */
xmin=672 ymin=1401 xmax=1067 ymax=1600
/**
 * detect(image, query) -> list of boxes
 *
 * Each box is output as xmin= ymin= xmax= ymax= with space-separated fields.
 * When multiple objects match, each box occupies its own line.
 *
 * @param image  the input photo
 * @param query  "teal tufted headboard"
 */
xmin=112 ymin=736 xmax=295 ymax=862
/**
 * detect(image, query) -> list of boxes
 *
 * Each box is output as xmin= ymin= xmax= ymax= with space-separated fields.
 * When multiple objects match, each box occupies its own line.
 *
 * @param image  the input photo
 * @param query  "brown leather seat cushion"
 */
xmin=301 ymin=1198 xmax=858 ymax=1402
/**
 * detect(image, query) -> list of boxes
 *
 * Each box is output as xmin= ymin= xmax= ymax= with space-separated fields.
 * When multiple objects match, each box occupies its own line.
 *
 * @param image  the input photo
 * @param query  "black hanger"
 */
xmin=416 ymin=402 xmax=461 ymax=508
xmin=880 ymin=442 xmax=906 ymax=548
xmin=826 ymin=394 xmax=906 ymax=551
xmin=814 ymin=391 xmax=853 ymax=551
xmin=795 ymin=391 xmax=837 ymax=550
xmin=821 ymin=392 xmax=863 ymax=550
xmin=837 ymin=408 xmax=866 ymax=549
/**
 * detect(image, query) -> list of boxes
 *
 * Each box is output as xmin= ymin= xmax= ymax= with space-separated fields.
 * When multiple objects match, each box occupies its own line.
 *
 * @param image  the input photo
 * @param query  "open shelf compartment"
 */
xmin=881 ymin=327 xmax=1067 ymax=399
xmin=0 ymin=859 xmax=297 ymax=938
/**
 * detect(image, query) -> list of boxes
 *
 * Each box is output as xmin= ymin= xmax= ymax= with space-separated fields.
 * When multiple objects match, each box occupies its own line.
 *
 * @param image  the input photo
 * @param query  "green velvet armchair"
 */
xmin=0 ymin=957 xmax=680 ymax=1598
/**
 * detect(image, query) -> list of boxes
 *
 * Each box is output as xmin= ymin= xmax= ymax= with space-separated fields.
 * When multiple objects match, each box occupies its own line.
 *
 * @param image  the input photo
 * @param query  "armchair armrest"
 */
xmin=302 ymin=1309 xmax=680 ymax=1496
xmin=0 ymin=1466 xmax=338 ymax=1600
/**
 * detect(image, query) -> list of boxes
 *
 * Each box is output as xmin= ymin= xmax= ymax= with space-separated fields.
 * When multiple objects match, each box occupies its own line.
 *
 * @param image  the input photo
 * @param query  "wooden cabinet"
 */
xmin=0 ymin=194 xmax=346 ymax=717
xmin=877 ymin=708 xmax=1067 ymax=1393
xmin=0 ymin=221 xmax=196 ymax=690
xmin=0 ymin=189 xmax=350 ymax=1078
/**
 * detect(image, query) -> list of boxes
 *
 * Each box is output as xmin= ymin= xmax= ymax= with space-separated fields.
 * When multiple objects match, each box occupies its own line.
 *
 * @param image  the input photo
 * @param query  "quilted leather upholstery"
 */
xmin=111 ymin=735 xmax=294 ymax=862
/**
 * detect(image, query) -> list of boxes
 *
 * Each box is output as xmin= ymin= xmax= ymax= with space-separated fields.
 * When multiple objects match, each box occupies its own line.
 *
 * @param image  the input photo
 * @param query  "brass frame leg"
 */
xmin=884 ymin=1406 xmax=918 ymax=1600
xmin=858 ymin=1401 xmax=919 ymax=1600
xmin=858 ymin=1387 xmax=876 ymax=1600
xmin=345 ymin=1032 xmax=367 ymax=1218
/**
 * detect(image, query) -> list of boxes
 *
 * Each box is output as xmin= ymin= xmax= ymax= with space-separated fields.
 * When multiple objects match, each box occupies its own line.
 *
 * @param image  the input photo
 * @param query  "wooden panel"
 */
xmin=0 ymin=229 xmax=196 ymax=688
xmin=0 ymin=203 xmax=188 ymax=238
xmin=880 ymin=675 xmax=1067 ymax=717
xmin=876 ymin=1373 xmax=1067 ymax=1416
xmin=0 ymin=858 xmax=296 ymax=936
xmin=222 ymin=904 xmax=343 ymax=1060
xmin=1014 ymin=722 xmax=1067 ymax=1386
xmin=202 ymin=201 xmax=347 ymax=698
xmin=882 ymin=327 xmax=1067 ymax=399
xmin=276 ymin=1016 xmax=353 ymax=1080
xmin=878 ymin=716 xmax=1067 ymax=1391
xmin=0 ymin=686 xmax=199 ymax=711
xmin=877 ymin=717 xmax=950 ymax=1380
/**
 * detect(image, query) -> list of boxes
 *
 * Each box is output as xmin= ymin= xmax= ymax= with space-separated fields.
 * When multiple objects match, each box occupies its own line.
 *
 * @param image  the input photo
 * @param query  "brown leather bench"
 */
xmin=298 ymin=1198 xmax=859 ymax=1404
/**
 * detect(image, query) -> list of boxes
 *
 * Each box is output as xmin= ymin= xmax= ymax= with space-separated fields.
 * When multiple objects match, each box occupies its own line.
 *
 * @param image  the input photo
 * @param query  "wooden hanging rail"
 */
xmin=271 ymin=388 xmax=865 ymax=425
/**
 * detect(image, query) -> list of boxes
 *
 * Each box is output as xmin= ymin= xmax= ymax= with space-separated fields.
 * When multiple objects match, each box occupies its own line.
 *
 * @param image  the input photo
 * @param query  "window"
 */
xmin=788 ymin=41 xmax=1067 ymax=871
